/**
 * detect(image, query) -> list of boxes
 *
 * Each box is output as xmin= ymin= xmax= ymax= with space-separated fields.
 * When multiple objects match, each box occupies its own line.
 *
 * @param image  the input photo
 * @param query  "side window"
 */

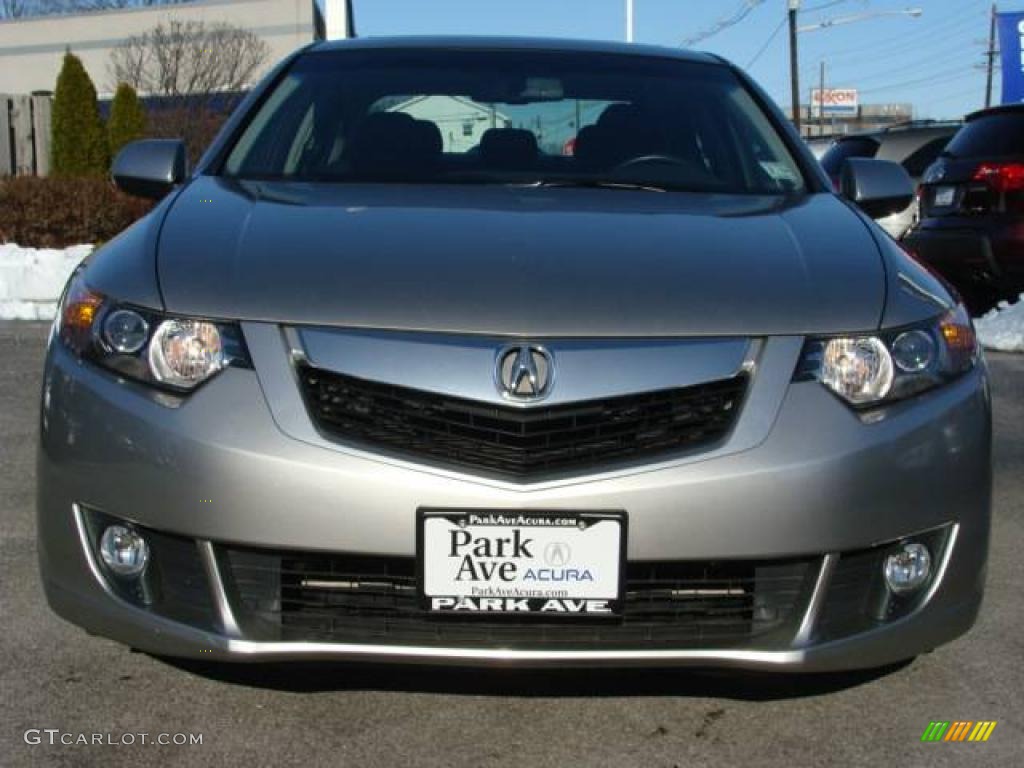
xmin=225 ymin=75 xmax=306 ymax=176
xmin=901 ymin=136 xmax=952 ymax=178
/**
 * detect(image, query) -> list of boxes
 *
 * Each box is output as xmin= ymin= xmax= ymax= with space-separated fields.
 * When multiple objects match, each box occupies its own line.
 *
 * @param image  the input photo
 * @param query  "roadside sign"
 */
xmin=811 ymin=88 xmax=859 ymax=115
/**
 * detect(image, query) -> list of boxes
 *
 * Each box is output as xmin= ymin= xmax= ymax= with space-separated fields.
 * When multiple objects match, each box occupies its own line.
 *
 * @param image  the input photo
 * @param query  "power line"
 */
xmin=780 ymin=65 xmax=978 ymax=108
xmin=822 ymin=25 xmax=984 ymax=74
xmin=824 ymin=18 xmax=985 ymax=69
xmin=746 ymin=15 xmax=787 ymax=69
xmin=823 ymin=43 xmax=979 ymax=87
xmin=918 ymin=81 xmax=985 ymax=119
xmin=859 ymin=67 xmax=976 ymax=95
xmin=927 ymin=83 xmax=986 ymax=105
xmin=802 ymin=0 xmax=858 ymax=14
xmin=804 ymin=0 xmax=988 ymax=64
xmin=683 ymin=0 xmax=765 ymax=47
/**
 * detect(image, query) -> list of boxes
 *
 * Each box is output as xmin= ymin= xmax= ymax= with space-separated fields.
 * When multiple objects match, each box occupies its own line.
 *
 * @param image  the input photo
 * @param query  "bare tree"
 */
xmin=109 ymin=19 xmax=269 ymax=155
xmin=110 ymin=19 xmax=269 ymax=100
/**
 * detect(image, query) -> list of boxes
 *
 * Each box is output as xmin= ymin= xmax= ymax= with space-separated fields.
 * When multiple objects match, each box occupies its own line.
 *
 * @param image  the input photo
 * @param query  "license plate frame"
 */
xmin=417 ymin=509 xmax=627 ymax=618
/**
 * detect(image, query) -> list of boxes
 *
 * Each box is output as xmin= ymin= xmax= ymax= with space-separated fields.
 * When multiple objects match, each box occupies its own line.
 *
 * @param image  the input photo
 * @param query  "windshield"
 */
xmin=223 ymin=49 xmax=806 ymax=195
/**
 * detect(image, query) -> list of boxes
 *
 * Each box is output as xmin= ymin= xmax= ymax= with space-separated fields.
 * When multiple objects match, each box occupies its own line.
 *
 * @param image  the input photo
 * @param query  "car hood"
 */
xmin=156 ymin=177 xmax=885 ymax=337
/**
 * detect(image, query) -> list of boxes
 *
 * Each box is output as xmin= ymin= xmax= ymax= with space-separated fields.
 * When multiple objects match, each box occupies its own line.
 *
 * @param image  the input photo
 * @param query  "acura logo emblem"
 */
xmin=496 ymin=344 xmax=554 ymax=401
xmin=544 ymin=542 xmax=572 ymax=567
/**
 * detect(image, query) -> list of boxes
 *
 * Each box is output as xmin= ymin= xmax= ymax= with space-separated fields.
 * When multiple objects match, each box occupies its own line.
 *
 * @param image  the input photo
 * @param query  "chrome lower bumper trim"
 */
xmin=197 ymin=540 xmax=242 ymax=638
xmin=218 ymin=638 xmax=808 ymax=667
xmin=794 ymin=553 xmax=837 ymax=646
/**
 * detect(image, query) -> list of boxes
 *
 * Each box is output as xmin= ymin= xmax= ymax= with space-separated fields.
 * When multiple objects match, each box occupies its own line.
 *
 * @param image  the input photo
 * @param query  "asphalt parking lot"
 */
xmin=1 ymin=320 xmax=1021 ymax=768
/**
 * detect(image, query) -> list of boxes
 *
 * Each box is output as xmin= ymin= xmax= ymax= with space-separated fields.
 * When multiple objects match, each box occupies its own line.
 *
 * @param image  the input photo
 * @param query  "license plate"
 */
xmin=418 ymin=509 xmax=626 ymax=616
xmin=933 ymin=186 xmax=956 ymax=206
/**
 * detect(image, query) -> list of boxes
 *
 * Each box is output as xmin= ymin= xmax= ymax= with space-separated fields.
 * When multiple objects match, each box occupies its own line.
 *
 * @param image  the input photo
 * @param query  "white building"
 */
xmin=389 ymin=96 xmax=511 ymax=154
xmin=0 ymin=0 xmax=352 ymax=97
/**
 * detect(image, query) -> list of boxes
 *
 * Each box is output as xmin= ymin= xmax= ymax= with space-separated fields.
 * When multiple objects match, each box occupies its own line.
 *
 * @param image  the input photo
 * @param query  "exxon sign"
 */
xmin=811 ymin=88 xmax=858 ymax=116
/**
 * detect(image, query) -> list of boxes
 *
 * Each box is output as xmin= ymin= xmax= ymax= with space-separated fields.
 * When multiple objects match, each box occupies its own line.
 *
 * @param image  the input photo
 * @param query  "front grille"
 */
xmin=223 ymin=547 xmax=813 ymax=650
xmin=296 ymin=365 xmax=748 ymax=478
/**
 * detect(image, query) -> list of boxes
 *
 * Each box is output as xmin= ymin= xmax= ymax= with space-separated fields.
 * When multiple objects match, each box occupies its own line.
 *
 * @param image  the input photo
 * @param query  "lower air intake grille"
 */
xmin=296 ymin=365 xmax=748 ymax=478
xmin=223 ymin=548 xmax=813 ymax=650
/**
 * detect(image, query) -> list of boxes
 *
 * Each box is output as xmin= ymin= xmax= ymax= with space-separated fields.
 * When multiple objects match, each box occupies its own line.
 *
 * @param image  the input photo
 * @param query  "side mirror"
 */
xmin=840 ymin=157 xmax=914 ymax=219
xmin=111 ymin=139 xmax=187 ymax=199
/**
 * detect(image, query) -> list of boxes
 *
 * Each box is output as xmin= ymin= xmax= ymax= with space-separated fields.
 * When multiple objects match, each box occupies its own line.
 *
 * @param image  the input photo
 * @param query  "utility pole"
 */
xmin=818 ymin=60 xmax=825 ymax=136
xmin=985 ymin=2 xmax=997 ymax=108
xmin=788 ymin=0 xmax=801 ymax=133
xmin=626 ymin=0 xmax=635 ymax=42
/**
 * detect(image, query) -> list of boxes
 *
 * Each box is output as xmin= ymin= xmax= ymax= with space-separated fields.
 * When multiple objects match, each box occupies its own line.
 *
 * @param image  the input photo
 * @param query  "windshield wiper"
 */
xmin=520 ymin=179 xmax=669 ymax=193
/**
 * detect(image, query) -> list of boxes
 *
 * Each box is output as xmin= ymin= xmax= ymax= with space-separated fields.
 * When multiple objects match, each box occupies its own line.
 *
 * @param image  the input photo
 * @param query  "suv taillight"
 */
xmin=972 ymin=162 xmax=1024 ymax=193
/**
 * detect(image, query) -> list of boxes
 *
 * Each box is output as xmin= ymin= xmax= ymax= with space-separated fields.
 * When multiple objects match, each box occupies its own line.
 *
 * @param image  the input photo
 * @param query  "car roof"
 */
xmin=827 ymin=123 xmax=958 ymax=158
xmin=965 ymin=103 xmax=1024 ymax=121
xmin=834 ymin=122 xmax=960 ymax=143
xmin=309 ymin=35 xmax=722 ymax=65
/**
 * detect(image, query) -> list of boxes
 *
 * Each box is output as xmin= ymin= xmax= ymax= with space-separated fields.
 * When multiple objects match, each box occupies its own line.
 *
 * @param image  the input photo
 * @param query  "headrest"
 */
xmin=349 ymin=112 xmax=440 ymax=174
xmin=413 ymin=119 xmax=443 ymax=156
xmin=480 ymin=128 xmax=539 ymax=168
xmin=597 ymin=103 xmax=643 ymax=130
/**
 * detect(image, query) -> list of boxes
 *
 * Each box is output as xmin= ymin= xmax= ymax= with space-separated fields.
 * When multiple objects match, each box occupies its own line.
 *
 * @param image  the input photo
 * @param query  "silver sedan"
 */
xmin=38 ymin=38 xmax=990 ymax=671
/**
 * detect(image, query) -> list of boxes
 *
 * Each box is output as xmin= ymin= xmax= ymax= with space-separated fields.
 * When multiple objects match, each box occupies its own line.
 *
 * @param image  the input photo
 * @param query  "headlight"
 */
xmin=103 ymin=308 xmax=149 ymax=354
xmin=55 ymin=271 xmax=250 ymax=392
xmin=795 ymin=304 xmax=978 ymax=407
xmin=819 ymin=336 xmax=894 ymax=405
xmin=148 ymin=319 xmax=226 ymax=388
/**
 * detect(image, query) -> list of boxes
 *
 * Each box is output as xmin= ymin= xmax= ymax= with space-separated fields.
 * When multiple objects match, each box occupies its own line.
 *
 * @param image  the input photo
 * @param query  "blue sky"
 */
xmin=355 ymin=0 xmax=1003 ymax=120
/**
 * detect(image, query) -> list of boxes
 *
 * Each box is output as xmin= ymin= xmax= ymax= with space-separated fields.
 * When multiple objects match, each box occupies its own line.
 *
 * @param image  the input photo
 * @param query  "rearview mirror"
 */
xmin=111 ymin=139 xmax=187 ymax=199
xmin=840 ymin=158 xmax=914 ymax=219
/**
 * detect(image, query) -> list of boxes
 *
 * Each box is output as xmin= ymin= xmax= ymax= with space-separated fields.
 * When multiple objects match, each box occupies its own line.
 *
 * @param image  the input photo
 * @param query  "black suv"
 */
xmin=905 ymin=105 xmax=1024 ymax=311
xmin=819 ymin=121 xmax=960 ymax=239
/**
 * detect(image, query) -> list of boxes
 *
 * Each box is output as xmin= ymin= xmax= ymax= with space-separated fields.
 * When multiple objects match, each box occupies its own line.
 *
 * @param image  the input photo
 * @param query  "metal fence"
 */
xmin=0 ymin=94 xmax=52 ymax=177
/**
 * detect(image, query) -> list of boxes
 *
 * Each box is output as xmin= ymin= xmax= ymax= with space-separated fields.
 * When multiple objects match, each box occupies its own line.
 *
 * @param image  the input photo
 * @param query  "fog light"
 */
xmin=883 ymin=542 xmax=931 ymax=594
xmin=99 ymin=525 xmax=149 ymax=577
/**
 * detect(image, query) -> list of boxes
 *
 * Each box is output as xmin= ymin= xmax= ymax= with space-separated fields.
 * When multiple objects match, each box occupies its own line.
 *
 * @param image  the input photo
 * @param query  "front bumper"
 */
xmin=37 ymin=330 xmax=992 ymax=670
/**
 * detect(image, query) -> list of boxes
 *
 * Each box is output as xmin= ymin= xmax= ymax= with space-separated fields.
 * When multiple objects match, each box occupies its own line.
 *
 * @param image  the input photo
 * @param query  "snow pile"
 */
xmin=0 ymin=244 xmax=93 ymax=320
xmin=975 ymin=294 xmax=1024 ymax=353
